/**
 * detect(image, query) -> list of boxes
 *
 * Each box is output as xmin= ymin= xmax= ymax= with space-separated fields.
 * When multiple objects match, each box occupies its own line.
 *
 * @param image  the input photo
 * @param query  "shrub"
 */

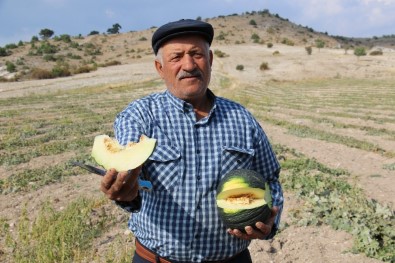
xmin=5 ymin=61 xmax=16 ymax=73
xmin=236 ymin=65 xmax=244 ymax=71
xmin=282 ymin=38 xmax=294 ymax=46
xmin=266 ymin=27 xmax=275 ymax=34
xmin=315 ymin=39 xmax=325 ymax=50
xmin=214 ymin=49 xmax=228 ymax=58
xmin=260 ymin=62 xmax=269 ymax=71
xmin=354 ymin=47 xmax=367 ymax=58
xmin=305 ymin=46 xmax=312 ymax=55
xmin=36 ymin=42 xmax=58 ymax=55
xmin=267 ymin=43 xmax=273 ymax=48
xmin=251 ymin=33 xmax=260 ymax=43
xmin=51 ymin=62 xmax=71 ymax=78
xmin=31 ymin=36 xmax=39 ymax=43
xmin=0 ymin=47 xmax=10 ymax=57
xmin=5 ymin=43 xmax=18 ymax=49
xmin=99 ymin=60 xmax=121 ymax=67
xmin=69 ymin=41 xmax=80 ymax=49
xmin=216 ymin=32 xmax=226 ymax=40
xmin=139 ymin=37 xmax=147 ymax=41
xmin=88 ymin=30 xmax=100 ymax=36
xmin=31 ymin=68 xmax=53 ymax=79
xmin=273 ymin=50 xmax=280 ymax=56
xmin=43 ymin=54 xmax=57 ymax=62
xmin=370 ymin=50 xmax=383 ymax=56
xmin=57 ymin=34 xmax=72 ymax=43
xmin=66 ymin=53 xmax=82 ymax=59
xmin=249 ymin=19 xmax=257 ymax=26
xmin=74 ymin=65 xmax=96 ymax=74
xmin=16 ymin=58 xmax=25 ymax=65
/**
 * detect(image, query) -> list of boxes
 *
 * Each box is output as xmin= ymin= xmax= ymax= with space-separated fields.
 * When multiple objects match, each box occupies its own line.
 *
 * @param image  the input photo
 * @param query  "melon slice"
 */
xmin=91 ymin=134 xmax=156 ymax=171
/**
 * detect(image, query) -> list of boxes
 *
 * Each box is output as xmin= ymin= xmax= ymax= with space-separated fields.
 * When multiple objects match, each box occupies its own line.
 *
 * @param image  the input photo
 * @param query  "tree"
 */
xmin=107 ymin=23 xmax=122 ymax=34
xmin=39 ymin=28 xmax=55 ymax=40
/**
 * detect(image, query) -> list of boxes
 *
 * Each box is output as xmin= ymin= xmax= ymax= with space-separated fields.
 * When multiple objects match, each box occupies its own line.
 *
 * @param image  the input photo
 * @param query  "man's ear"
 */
xmin=155 ymin=60 xmax=164 ymax=78
xmin=209 ymin=50 xmax=213 ymax=67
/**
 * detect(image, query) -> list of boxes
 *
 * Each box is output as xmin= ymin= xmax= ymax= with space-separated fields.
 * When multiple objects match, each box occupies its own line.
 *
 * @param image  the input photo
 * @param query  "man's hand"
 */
xmin=100 ymin=167 xmax=141 ymax=202
xmin=227 ymin=206 xmax=279 ymax=240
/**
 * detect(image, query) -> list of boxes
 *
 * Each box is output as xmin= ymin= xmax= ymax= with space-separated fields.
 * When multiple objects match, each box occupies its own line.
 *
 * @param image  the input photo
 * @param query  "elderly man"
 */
xmin=101 ymin=19 xmax=283 ymax=263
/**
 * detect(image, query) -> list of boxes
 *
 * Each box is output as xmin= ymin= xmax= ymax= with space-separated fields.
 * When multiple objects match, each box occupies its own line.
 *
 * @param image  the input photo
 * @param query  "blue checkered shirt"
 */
xmin=114 ymin=90 xmax=283 ymax=262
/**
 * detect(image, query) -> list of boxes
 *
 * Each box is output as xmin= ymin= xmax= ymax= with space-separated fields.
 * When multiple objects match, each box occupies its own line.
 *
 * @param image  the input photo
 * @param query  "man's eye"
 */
xmin=171 ymin=56 xmax=181 ymax=61
xmin=193 ymin=53 xmax=203 ymax=58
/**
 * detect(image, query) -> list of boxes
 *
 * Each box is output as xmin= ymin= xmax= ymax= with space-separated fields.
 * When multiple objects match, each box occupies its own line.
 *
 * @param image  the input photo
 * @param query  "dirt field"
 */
xmin=0 ymin=43 xmax=394 ymax=262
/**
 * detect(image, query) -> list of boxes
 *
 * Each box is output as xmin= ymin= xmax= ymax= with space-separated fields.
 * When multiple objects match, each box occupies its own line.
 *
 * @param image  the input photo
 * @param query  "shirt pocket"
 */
xmin=146 ymin=144 xmax=181 ymax=192
xmin=221 ymin=145 xmax=255 ymax=175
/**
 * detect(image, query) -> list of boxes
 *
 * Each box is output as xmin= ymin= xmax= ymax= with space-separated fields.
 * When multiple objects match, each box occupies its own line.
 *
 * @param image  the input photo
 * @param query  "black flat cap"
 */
xmin=152 ymin=19 xmax=214 ymax=55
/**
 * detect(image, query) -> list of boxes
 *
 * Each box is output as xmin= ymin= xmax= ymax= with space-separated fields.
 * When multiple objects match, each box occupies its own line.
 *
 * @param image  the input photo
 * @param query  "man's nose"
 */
xmin=182 ymin=55 xmax=196 ymax=71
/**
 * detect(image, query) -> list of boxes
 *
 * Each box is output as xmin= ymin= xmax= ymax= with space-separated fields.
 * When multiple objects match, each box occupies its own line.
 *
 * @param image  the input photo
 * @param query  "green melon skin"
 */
xmin=218 ymin=205 xmax=272 ymax=232
xmin=217 ymin=169 xmax=266 ymax=194
xmin=216 ymin=169 xmax=273 ymax=232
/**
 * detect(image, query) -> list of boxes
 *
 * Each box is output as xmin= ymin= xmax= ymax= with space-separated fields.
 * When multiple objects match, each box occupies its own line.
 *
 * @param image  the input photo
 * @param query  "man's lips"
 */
xmin=180 ymin=75 xmax=201 ymax=80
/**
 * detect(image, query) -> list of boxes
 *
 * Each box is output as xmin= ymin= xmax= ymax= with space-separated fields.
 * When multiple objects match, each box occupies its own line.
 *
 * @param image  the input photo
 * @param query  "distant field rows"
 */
xmin=225 ymin=79 xmax=395 ymax=156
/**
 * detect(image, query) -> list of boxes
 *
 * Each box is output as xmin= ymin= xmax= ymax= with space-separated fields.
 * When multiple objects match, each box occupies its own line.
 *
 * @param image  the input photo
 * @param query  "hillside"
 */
xmin=1 ymin=10 xmax=394 ymax=82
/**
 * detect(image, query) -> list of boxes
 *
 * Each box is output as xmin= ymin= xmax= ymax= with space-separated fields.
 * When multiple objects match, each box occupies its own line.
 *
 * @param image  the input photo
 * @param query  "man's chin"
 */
xmin=180 ymin=87 xmax=207 ymax=100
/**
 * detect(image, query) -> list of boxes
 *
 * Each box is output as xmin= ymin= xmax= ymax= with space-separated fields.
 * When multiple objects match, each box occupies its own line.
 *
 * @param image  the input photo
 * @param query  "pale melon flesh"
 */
xmin=216 ymin=187 xmax=267 ymax=210
xmin=91 ymin=134 xmax=156 ymax=171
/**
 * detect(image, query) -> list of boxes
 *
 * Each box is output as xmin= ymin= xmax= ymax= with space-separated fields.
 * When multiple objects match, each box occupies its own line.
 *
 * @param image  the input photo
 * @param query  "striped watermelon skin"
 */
xmin=217 ymin=205 xmax=271 ymax=231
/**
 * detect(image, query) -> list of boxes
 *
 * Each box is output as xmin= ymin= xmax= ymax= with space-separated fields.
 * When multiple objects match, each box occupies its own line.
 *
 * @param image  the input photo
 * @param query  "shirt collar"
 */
xmin=165 ymin=89 xmax=217 ymax=114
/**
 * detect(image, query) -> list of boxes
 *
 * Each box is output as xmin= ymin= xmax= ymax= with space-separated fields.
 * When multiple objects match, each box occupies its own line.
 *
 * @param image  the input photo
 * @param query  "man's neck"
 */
xmin=187 ymin=93 xmax=213 ymax=121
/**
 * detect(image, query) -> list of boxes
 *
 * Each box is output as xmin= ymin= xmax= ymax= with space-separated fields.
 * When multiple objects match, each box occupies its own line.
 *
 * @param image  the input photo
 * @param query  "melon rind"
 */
xmin=91 ymin=134 xmax=156 ymax=171
xmin=216 ymin=169 xmax=272 ymax=231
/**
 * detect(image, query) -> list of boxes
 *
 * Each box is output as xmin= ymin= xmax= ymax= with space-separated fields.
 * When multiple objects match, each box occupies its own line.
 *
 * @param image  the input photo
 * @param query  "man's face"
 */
xmin=155 ymin=35 xmax=213 ymax=102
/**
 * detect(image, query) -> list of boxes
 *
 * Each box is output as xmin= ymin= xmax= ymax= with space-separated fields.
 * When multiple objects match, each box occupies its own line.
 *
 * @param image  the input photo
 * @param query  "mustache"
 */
xmin=177 ymin=69 xmax=203 ymax=80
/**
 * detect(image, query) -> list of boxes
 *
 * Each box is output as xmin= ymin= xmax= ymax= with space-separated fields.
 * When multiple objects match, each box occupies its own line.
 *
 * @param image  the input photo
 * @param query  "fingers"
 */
xmin=101 ymin=168 xmax=118 ymax=192
xmin=228 ymin=206 xmax=280 ymax=240
xmin=100 ymin=167 xmax=141 ymax=201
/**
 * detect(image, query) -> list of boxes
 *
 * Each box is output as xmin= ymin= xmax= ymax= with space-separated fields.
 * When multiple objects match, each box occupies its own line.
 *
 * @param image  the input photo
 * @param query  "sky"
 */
xmin=1 ymin=0 xmax=395 ymax=46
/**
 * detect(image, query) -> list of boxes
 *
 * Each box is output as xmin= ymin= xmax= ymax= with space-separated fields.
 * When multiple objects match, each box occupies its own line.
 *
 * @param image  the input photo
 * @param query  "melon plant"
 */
xmin=91 ymin=134 xmax=156 ymax=171
xmin=216 ymin=169 xmax=272 ymax=231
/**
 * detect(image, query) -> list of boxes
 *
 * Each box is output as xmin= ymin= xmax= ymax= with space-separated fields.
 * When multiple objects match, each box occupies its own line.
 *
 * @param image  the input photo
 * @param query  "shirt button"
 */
xmin=197 ymin=175 xmax=201 ymax=180
xmin=196 ymin=149 xmax=200 ymax=154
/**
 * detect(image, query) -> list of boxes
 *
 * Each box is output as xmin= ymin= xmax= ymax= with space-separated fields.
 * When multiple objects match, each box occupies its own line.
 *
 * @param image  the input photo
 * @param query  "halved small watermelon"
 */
xmin=216 ymin=169 xmax=272 ymax=231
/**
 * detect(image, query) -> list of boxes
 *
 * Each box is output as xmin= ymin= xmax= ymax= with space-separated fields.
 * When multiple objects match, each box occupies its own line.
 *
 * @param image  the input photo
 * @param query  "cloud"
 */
xmin=298 ymin=0 xmax=344 ymax=18
xmin=40 ymin=0 xmax=66 ymax=7
xmin=362 ymin=0 xmax=395 ymax=5
xmin=105 ymin=9 xmax=115 ymax=19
